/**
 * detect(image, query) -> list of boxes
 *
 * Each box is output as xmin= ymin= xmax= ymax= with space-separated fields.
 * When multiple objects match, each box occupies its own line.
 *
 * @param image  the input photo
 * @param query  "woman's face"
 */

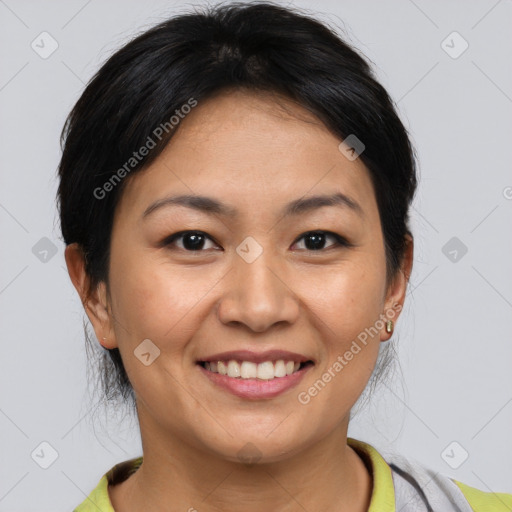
xmin=79 ymin=89 xmax=411 ymax=463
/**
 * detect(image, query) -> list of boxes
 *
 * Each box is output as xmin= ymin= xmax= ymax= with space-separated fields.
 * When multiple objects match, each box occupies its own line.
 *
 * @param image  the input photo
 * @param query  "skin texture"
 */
xmin=66 ymin=89 xmax=413 ymax=512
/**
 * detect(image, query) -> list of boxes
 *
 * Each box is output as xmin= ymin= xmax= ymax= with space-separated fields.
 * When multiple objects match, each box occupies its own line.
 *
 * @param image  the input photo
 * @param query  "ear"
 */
xmin=64 ymin=243 xmax=118 ymax=349
xmin=380 ymin=233 xmax=414 ymax=341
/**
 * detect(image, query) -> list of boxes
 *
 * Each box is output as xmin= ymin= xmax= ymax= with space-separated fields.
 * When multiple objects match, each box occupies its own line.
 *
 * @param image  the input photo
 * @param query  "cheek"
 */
xmin=107 ymin=252 xmax=213 ymax=406
xmin=298 ymin=258 xmax=385 ymax=337
xmin=109 ymin=249 xmax=225 ymax=343
xmin=295 ymin=260 xmax=384 ymax=402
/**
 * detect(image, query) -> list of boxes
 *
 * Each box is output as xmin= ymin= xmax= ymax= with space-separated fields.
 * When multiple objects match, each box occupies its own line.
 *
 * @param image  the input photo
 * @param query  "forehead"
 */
xmin=117 ymin=89 xmax=377 ymax=222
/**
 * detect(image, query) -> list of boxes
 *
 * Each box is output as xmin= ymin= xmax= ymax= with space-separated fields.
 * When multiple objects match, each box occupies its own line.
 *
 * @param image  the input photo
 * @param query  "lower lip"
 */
xmin=197 ymin=363 xmax=313 ymax=400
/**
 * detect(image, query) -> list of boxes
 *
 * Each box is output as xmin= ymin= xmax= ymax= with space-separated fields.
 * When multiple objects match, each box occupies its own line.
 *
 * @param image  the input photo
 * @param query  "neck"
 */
xmin=109 ymin=413 xmax=372 ymax=512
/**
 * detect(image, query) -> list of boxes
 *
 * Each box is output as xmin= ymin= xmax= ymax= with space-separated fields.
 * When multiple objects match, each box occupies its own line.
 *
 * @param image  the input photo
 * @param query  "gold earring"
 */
xmin=385 ymin=320 xmax=393 ymax=334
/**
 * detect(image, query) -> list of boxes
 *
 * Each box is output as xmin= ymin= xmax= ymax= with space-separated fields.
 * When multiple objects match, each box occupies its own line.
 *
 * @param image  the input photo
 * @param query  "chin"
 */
xmin=201 ymin=432 xmax=308 ymax=466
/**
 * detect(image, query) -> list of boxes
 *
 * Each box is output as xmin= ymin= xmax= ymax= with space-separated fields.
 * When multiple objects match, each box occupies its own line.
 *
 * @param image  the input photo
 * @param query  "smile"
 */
xmin=196 ymin=359 xmax=315 ymax=400
xmin=198 ymin=359 xmax=314 ymax=380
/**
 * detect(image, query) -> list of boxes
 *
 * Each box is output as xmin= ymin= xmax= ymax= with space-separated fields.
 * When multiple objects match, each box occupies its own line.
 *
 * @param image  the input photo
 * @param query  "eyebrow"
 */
xmin=142 ymin=192 xmax=364 ymax=220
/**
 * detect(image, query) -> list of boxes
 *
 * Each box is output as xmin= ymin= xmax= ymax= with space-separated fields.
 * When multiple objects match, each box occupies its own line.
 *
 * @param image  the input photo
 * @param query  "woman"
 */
xmin=57 ymin=2 xmax=511 ymax=511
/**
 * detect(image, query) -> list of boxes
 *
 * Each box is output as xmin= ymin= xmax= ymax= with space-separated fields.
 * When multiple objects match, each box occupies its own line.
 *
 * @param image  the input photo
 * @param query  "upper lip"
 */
xmin=197 ymin=350 xmax=314 ymax=365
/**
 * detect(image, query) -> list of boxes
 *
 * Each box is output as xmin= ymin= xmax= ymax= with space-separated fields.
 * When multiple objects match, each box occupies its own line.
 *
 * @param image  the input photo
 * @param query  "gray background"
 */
xmin=1 ymin=0 xmax=511 ymax=510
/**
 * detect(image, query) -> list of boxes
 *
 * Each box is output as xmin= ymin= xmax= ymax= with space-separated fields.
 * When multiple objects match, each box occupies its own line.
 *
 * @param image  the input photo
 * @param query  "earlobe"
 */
xmin=64 ymin=243 xmax=118 ymax=349
xmin=83 ymin=285 xmax=118 ymax=350
xmin=380 ymin=234 xmax=414 ymax=342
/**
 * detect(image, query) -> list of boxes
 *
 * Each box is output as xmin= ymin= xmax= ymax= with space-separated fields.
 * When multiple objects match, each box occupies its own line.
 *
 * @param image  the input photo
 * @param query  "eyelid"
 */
xmin=161 ymin=229 xmax=353 ymax=251
xmin=161 ymin=230 xmax=221 ymax=250
xmin=292 ymin=230 xmax=354 ymax=250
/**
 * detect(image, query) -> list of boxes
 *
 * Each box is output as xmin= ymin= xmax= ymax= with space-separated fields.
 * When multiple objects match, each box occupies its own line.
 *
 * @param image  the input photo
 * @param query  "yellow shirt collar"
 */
xmin=75 ymin=437 xmax=395 ymax=511
xmin=347 ymin=437 xmax=395 ymax=512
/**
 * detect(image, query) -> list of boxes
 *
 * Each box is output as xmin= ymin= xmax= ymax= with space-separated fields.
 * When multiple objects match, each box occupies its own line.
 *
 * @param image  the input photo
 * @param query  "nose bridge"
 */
xmin=217 ymin=240 xmax=299 ymax=332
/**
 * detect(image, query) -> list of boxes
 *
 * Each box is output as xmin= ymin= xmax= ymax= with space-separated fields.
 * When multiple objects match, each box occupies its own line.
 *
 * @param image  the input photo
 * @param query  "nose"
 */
xmin=217 ymin=249 xmax=300 ymax=333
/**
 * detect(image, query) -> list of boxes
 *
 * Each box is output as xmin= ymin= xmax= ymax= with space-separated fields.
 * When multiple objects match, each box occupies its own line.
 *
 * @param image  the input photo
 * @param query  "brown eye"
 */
xmin=292 ymin=231 xmax=352 ymax=251
xmin=163 ymin=231 xmax=219 ymax=251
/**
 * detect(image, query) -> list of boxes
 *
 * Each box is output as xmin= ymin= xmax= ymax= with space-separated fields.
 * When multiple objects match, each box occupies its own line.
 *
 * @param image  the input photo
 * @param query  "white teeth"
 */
xmin=203 ymin=359 xmax=306 ymax=380
xmin=240 ymin=361 xmax=257 ymax=378
xmin=274 ymin=360 xmax=286 ymax=377
xmin=227 ymin=360 xmax=241 ymax=378
xmin=217 ymin=361 xmax=228 ymax=375
xmin=257 ymin=361 xmax=274 ymax=380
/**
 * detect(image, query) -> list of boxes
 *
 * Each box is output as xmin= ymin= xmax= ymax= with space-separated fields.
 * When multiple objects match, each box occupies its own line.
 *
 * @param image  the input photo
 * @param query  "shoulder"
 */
xmin=73 ymin=474 xmax=112 ymax=512
xmin=452 ymin=479 xmax=512 ymax=512
xmin=386 ymin=447 xmax=512 ymax=512
xmin=348 ymin=437 xmax=512 ymax=512
xmin=73 ymin=457 xmax=143 ymax=512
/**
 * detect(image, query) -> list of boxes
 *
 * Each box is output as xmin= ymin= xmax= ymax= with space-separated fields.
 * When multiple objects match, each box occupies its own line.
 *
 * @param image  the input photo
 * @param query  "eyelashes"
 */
xmin=161 ymin=230 xmax=354 ymax=253
xmin=162 ymin=231 xmax=219 ymax=252
xmin=293 ymin=231 xmax=353 ymax=251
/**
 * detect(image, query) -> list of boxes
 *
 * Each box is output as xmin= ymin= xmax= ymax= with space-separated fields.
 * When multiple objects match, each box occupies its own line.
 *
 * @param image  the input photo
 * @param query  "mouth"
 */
xmin=195 ymin=355 xmax=315 ymax=400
